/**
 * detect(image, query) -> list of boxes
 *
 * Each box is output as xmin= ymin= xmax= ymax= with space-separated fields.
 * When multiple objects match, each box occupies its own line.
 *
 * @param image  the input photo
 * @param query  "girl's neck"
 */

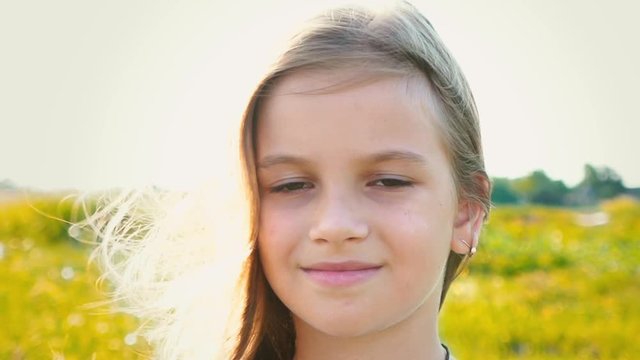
xmin=292 ymin=297 xmax=445 ymax=360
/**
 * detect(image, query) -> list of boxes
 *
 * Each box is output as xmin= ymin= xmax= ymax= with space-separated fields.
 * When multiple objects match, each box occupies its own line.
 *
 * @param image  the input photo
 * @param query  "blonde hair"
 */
xmin=74 ymin=183 xmax=250 ymax=359
xmin=76 ymin=1 xmax=491 ymax=359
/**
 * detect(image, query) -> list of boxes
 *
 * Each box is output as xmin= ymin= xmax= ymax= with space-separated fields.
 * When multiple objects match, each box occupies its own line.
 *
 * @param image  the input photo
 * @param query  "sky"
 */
xmin=1 ymin=0 xmax=638 ymax=191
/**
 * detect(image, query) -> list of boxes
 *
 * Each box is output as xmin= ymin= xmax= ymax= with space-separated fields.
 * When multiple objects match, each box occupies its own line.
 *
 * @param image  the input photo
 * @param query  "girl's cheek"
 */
xmin=261 ymin=205 xmax=301 ymax=245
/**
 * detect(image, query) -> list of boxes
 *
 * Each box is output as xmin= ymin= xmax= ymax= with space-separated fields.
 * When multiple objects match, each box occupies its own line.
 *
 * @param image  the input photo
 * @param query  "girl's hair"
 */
xmin=236 ymin=1 xmax=490 ymax=359
xmin=76 ymin=1 xmax=491 ymax=359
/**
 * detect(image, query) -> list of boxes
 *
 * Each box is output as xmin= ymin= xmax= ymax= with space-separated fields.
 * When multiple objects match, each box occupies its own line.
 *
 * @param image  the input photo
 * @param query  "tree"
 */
xmin=491 ymin=177 xmax=520 ymax=204
xmin=571 ymin=164 xmax=626 ymax=204
xmin=511 ymin=170 xmax=569 ymax=205
xmin=0 ymin=178 xmax=17 ymax=190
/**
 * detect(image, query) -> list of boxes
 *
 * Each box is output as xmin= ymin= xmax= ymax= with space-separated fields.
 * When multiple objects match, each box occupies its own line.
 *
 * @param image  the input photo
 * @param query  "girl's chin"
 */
xmin=295 ymin=316 xmax=385 ymax=339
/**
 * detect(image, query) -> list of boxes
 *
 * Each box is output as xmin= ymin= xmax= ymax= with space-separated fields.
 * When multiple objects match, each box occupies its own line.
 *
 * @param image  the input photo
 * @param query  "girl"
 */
xmin=80 ymin=1 xmax=491 ymax=359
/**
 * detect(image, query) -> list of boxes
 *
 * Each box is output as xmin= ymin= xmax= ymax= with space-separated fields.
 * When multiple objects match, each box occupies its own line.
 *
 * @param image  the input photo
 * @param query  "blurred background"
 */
xmin=1 ymin=0 xmax=638 ymax=358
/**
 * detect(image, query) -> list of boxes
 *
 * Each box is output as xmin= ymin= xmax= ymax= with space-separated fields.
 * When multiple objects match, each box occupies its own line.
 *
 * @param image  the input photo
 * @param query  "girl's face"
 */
xmin=256 ymin=71 xmax=470 ymax=337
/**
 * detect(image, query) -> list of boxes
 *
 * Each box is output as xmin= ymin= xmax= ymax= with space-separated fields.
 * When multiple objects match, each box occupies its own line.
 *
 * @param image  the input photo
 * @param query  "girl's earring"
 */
xmin=460 ymin=239 xmax=477 ymax=257
xmin=453 ymin=239 xmax=477 ymax=279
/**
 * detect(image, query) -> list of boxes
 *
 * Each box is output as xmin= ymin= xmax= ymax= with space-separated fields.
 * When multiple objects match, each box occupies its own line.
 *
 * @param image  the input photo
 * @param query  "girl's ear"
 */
xmin=451 ymin=179 xmax=489 ymax=255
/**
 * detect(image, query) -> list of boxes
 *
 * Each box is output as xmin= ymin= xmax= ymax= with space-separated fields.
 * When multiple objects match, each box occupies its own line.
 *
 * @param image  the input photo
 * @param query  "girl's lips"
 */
xmin=301 ymin=261 xmax=382 ymax=287
xmin=302 ymin=261 xmax=382 ymax=271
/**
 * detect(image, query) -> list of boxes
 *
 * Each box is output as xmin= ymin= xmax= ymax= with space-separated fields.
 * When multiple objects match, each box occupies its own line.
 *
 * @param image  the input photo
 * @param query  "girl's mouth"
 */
xmin=301 ymin=261 xmax=383 ymax=287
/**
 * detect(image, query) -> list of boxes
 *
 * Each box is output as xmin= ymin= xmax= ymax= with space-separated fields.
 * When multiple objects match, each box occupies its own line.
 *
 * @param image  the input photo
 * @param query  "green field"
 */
xmin=1 ymin=193 xmax=638 ymax=359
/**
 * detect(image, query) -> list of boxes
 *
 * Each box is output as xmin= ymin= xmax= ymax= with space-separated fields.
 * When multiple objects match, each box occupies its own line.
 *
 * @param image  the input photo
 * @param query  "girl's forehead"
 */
xmin=261 ymin=72 xmax=430 ymax=129
xmin=269 ymin=69 xmax=428 ymax=98
xmin=259 ymin=69 xmax=445 ymax=141
xmin=256 ymin=70 xmax=450 ymax=168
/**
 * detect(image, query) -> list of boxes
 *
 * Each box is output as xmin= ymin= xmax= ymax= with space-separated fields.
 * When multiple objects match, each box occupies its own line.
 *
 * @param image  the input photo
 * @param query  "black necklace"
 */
xmin=441 ymin=343 xmax=450 ymax=360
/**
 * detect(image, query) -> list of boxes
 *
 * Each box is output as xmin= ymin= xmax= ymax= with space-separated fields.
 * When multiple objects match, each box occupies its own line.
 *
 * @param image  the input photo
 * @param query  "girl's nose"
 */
xmin=307 ymin=189 xmax=369 ymax=244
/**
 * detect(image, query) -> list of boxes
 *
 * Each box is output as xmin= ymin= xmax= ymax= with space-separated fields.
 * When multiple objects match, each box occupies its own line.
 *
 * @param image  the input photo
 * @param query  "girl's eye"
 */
xmin=368 ymin=178 xmax=413 ymax=188
xmin=270 ymin=181 xmax=314 ymax=193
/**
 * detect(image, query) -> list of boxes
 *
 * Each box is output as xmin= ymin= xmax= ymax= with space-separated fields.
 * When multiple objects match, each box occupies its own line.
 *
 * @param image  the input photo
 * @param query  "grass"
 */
xmin=440 ymin=197 xmax=640 ymax=359
xmin=0 ymin=194 xmax=150 ymax=359
xmin=0 ymin=193 xmax=638 ymax=359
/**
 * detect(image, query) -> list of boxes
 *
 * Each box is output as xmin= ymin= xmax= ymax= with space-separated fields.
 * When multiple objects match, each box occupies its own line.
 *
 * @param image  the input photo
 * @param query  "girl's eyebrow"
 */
xmin=367 ymin=150 xmax=428 ymax=166
xmin=257 ymin=150 xmax=428 ymax=169
xmin=258 ymin=155 xmax=312 ymax=169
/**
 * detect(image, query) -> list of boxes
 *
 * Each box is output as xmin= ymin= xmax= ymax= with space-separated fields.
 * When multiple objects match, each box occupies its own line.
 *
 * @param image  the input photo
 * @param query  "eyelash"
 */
xmin=367 ymin=178 xmax=413 ymax=188
xmin=268 ymin=177 xmax=413 ymax=194
xmin=270 ymin=181 xmax=314 ymax=193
